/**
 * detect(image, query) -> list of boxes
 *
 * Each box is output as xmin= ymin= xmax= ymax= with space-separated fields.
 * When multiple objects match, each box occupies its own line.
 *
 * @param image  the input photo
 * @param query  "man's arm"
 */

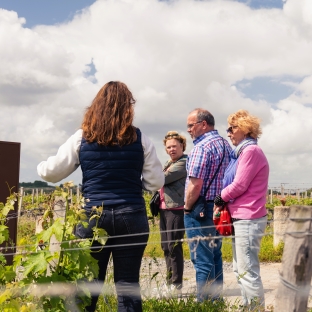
xmin=184 ymin=177 xmax=203 ymax=211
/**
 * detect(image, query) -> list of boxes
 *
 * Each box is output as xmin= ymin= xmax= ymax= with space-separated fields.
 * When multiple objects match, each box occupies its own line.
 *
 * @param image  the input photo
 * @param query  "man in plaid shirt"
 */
xmin=184 ymin=108 xmax=231 ymax=301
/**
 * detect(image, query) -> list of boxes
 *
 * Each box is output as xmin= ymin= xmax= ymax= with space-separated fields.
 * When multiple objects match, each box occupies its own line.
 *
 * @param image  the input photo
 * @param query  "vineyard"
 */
xmin=0 ymin=187 xmax=312 ymax=311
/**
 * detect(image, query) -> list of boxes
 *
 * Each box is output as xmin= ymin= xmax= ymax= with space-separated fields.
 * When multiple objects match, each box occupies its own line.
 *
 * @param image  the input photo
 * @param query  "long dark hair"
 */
xmin=82 ymin=81 xmax=137 ymax=146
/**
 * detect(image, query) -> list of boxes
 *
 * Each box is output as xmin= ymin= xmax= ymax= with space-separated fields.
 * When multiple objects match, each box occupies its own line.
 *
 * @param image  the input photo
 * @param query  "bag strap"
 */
xmin=203 ymin=138 xmax=226 ymax=199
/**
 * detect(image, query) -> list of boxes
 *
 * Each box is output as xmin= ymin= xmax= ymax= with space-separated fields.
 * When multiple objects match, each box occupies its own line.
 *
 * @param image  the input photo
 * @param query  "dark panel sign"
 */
xmin=0 ymin=141 xmax=20 ymax=265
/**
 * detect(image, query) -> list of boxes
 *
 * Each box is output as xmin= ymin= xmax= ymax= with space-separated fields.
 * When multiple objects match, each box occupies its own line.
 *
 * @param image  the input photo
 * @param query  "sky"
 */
xmin=0 ymin=0 xmax=311 ymax=191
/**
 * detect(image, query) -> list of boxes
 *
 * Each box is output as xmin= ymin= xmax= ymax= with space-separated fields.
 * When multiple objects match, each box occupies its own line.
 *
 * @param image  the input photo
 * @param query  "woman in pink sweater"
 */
xmin=214 ymin=110 xmax=269 ymax=310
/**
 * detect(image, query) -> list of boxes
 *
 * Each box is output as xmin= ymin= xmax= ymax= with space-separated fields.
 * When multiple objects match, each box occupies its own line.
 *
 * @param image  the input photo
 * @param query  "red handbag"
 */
xmin=213 ymin=206 xmax=234 ymax=236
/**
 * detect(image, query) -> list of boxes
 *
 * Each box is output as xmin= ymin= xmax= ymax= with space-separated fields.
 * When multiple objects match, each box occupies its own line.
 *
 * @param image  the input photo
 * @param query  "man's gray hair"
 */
xmin=193 ymin=108 xmax=215 ymax=127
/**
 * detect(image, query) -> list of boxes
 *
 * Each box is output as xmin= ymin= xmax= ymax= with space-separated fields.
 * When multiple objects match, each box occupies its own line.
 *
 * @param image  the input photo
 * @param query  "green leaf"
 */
xmin=2 ymin=300 xmax=20 ymax=312
xmin=3 ymin=269 xmax=16 ymax=282
xmin=1 ymin=202 xmax=14 ymax=217
xmin=0 ymin=254 xmax=6 ymax=264
xmin=94 ymin=228 xmax=108 ymax=245
xmin=38 ymin=218 xmax=64 ymax=242
xmin=22 ymin=251 xmax=53 ymax=277
xmin=0 ymin=225 xmax=9 ymax=244
xmin=0 ymin=289 xmax=12 ymax=305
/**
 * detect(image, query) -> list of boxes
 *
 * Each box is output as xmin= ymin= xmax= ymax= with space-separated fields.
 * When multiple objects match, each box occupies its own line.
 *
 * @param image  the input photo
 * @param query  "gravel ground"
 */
xmin=139 ymin=258 xmax=295 ymax=312
xmin=105 ymin=258 xmax=312 ymax=311
xmin=139 ymin=257 xmax=233 ymax=297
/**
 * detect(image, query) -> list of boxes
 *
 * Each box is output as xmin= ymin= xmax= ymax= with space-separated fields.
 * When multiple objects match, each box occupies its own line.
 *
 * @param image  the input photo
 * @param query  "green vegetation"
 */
xmin=266 ymin=195 xmax=312 ymax=210
xmin=96 ymin=294 xmax=234 ymax=312
xmin=221 ymin=228 xmax=284 ymax=263
xmin=1 ymin=183 xmax=107 ymax=311
xmin=146 ymin=220 xmax=283 ymax=262
xmin=0 ymin=189 xmax=300 ymax=311
xmin=19 ymin=180 xmax=52 ymax=188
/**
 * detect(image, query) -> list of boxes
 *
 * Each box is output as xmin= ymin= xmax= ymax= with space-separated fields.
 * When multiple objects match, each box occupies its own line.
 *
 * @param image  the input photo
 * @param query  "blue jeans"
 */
xmin=184 ymin=202 xmax=223 ymax=301
xmin=76 ymin=204 xmax=149 ymax=312
xmin=232 ymin=216 xmax=267 ymax=309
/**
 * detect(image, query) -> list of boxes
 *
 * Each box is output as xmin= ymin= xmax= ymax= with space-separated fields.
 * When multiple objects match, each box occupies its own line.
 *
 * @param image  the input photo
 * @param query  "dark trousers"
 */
xmin=76 ymin=205 xmax=149 ymax=312
xmin=159 ymin=209 xmax=185 ymax=288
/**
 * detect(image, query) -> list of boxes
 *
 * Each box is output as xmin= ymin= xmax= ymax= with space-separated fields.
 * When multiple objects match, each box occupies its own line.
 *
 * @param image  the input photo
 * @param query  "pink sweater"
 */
xmin=221 ymin=145 xmax=269 ymax=220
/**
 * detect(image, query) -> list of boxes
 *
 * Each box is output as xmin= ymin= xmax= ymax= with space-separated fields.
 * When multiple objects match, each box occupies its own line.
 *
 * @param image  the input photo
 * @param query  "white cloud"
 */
xmin=0 ymin=0 xmax=311 ymax=187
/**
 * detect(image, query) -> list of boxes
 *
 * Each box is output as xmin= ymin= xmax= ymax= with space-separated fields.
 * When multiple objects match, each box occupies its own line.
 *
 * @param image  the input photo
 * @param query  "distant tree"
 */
xmin=19 ymin=180 xmax=51 ymax=187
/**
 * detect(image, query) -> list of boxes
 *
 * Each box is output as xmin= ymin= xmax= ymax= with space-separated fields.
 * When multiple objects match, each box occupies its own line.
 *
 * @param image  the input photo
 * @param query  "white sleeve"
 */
xmin=141 ymin=132 xmax=164 ymax=191
xmin=37 ymin=129 xmax=82 ymax=183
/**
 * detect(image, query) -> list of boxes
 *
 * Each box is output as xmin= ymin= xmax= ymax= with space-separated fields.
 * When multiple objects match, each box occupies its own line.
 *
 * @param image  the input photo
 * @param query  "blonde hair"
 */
xmin=227 ymin=110 xmax=262 ymax=139
xmin=163 ymin=131 xmax=186 ymax=152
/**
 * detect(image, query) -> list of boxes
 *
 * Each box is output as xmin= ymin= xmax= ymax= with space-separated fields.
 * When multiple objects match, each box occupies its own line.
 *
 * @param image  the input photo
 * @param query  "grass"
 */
xmin=145 ymin=217 xmax=283 ymax=263
xmin=16 ymin=215 xmax=36 ymax=246
xmin=144 ymin=219 xmax=190 ymax=259
xmin=18 ymin=213 xmax=283 ymax=263
xmin=15 ymin=207 xmax=282 ymax=312
xmin=96 ymin=295 xmax=233 ymax=312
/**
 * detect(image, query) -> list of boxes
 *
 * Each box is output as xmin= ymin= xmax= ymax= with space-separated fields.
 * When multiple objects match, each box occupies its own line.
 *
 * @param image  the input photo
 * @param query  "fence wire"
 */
xmin=2 ymin=213 xmax=312 ymax=310
xmin=2 ymin=214 xmax=311 ymax=255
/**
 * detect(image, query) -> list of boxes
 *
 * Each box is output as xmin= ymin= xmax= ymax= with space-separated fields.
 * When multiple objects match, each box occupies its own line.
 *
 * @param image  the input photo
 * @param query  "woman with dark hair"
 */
xmin=37 ymin=81 xmax=164 ymax=312
xmin=214 ymin=109 xmax=269 ymax=310
xmin=158 ymin=131 xmax=187 ymax=296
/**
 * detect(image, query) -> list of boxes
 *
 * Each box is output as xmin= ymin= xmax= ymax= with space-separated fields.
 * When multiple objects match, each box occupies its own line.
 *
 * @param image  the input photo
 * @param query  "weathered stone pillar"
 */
xmin=273 ymin=205 xmax=290 ymax=247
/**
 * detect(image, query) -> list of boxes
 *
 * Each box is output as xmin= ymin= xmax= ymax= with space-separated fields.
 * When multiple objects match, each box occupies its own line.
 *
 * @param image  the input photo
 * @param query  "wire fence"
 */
xmin=3 ymin=201 xmax=312 ymax=311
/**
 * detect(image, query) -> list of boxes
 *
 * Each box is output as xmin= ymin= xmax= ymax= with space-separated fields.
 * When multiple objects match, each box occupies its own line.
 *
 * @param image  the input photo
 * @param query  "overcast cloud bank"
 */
xmin=0 ymin=0 xmax=311 ymax=188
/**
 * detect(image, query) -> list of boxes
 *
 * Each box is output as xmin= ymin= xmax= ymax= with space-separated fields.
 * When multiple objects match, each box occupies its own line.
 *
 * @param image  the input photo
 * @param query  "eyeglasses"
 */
xmin=226 ymin=126 xmax=238 ymax=134
xmin=187 ymin=121 xmax=202 ymax=129
xmin=165 ymin=133 xmax=179 ymax=139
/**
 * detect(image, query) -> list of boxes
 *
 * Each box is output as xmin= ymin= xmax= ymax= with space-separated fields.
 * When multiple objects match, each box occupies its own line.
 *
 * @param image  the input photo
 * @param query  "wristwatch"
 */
xmin=183 ymin=206 xmax=192 ymax=213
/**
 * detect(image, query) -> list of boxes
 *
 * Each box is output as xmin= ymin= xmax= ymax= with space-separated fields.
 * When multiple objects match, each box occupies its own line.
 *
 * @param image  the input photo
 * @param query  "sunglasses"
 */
xmin=226 ymin=126 xmax=238 ymax=134
xmin=165 ymin=133 xmax=179 ymax=139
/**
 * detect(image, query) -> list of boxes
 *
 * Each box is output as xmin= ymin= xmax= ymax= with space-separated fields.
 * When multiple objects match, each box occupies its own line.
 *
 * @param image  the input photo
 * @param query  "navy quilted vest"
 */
xmin=79 ymin=128 xmax=144 ymax=209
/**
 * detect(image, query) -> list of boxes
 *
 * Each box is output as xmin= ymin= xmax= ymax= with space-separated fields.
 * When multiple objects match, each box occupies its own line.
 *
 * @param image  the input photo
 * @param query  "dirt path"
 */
xmin=140 ymin=259 xmax=311 ymax=311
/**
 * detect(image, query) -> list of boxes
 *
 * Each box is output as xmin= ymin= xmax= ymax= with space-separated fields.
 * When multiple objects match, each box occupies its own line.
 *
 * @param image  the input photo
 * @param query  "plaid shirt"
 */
xmin=185 ymin=130 xmax=232 ymax=200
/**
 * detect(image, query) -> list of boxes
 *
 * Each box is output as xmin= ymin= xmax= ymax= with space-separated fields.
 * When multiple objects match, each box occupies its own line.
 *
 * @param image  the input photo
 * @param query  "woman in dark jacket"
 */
xmin=37 ymin=81 xmax=164 ymax=312
xmin=158 ymin=131 xmax=187 ymax=295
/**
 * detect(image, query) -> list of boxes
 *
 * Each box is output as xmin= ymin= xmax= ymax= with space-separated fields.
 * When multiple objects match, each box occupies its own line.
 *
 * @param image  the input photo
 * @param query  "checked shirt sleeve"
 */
xmin=187 ymin=145 xmax=208 ymax=180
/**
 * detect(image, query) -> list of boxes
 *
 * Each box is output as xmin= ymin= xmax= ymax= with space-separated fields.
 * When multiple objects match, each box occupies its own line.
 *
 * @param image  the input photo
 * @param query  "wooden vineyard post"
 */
xmin=76 ymin=186 xmax=80 ymax=203
xmin=70 ymin=189 xmax=73 ymax=205
xmin=47 ymin=196 xmax=66 ymax=275
xmin=32 ymin=189 xmax=34 ymax=205
xmin=36 ymin=188 xmax=39 ymax=205
xmin=275 ymin=205 xmax=312 ymax=312
xmin=35 ymin=196 xmax=66 ymax=276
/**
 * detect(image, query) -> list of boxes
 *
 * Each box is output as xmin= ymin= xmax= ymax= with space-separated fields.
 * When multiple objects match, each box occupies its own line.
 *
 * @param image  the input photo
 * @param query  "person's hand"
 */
xmin=213 ymin=205 xmax=221 ymax=220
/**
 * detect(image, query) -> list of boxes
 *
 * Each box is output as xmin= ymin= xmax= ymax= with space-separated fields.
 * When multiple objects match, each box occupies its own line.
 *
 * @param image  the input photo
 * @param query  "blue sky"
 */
xmin=1 ymin=0 xmax=284 ymax=28
xmin=236 ymin=0 xmax=284 ymax=9
xmin=0 ymin=0 xmax=96 ymax=27
xmin=235 ymin=76 xmax=301 ymax=104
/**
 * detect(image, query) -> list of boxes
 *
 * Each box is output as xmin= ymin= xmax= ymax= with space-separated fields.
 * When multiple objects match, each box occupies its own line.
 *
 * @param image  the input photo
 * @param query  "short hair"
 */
xmin=227 ymin=110 xmax=262 ymax=139
xmin=192 ymin=108 xmax=215 ymax=126
xmin=163 ymin=131 xmax=187 ymax=152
